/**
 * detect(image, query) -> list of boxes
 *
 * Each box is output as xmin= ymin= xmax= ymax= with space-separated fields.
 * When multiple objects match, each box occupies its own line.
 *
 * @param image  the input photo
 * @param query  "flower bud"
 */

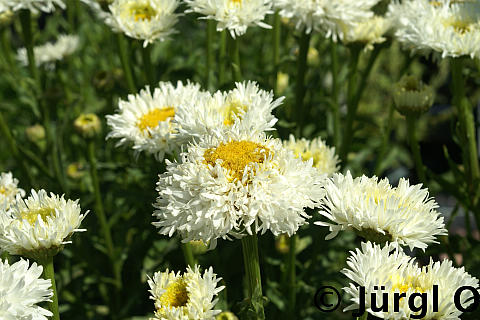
xmin=276 ymin=72 xmax=289 ymax=94
xmin=275 ymin=234 xmax=290 ymax=254
xmin=0 ymin=10 xmax=13 ymax=27
xmin=74 ymin=113 xmax=101 ymax=138
xmin=67 ymin=162 xmax=87 ymax=180
xmin=393 ymin=75 xmax=434 ymax=116
xmin=189 ymin=240 xmax=209 ymax=255
xmin=216 ymin=311 xmax=239 ymax=320
xmin=25 ymin=124 xmax=46 ymax=143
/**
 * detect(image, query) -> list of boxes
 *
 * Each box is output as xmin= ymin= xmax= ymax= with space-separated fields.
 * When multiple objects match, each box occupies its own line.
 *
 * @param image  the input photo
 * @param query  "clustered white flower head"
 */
xmin=175 ymin=81 xmax=283 ymax=143
xmin=106 ymin=81 xmax=206 ymax=160
xmin=315 ymin=171 xmax=447 ymax=251
xmin=343 ymin=15 xmax=391 ymax=50
xmin=388 ymin=0 xmax=480 ymax=59
xmin=97 ymin=0 xmax=180 ymax=46
xmin=17 ymin=34 xmax=79 ymax=68
xmin=0 ymin=259 xmax=53 ymax=320
xmin=148 ymin=265 xmax=224 ymax=320
xmin=283 ymin=134 xmax=339 ymax=175
xmin=342 ymin=241 xmax=480 ymax=319
xmin=1 ymin=0 xmax=65 ymax=13
xmin=0 ymin=189 xmax=87 ymax=259
xmin=0 ymin=172 xmax=25 ymax=210
xmin=274 ymin=0 xmax=381 ymax=39
xmin=153 ymin=127 xmax=326 ymax=248
xmin=185 ymin=0 xmax=273 ymax=38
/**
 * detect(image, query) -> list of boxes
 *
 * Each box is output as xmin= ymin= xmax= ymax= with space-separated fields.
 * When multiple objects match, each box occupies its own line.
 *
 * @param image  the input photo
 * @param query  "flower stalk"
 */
xmin=286 ymin=235 xmax=297 ymax=317
xmin=181 ymin=242 xmax=196 ymax=268
xmin=219 ymin=30 xmax=227 ymax=86
xmin=406 ymin=116 xmax=427 ymax=182
xmin=272 ymin=11 xmax=281 ymax=95
xmin=206 ymin=20 xmax=215 ymax=90
xmin=241 ymin=234 xmax=265 ymax=319
xmin=295 ymin=31 xmax=311 ymax=134
xmin=330 ymin=39 xmax=341 ymax=148
xmin=40 ymin=256 xmax=60 ymax=320
xmin=116 ymin=34 xmax=136 ymax=93
xmin=141 ymin=44 xmax=155 ymax=87
xmin=228 ymin=35 xmax=242 ymax=82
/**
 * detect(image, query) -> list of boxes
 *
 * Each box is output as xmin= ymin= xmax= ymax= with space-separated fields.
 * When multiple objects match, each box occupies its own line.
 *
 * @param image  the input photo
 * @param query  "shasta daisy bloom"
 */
xmin=102 ymin=0 xmax=180 ymax=46
xmin=343 ymin=16 xmax=391 ymax=50
xmin=3 ymin=0 xmax=65 ymax=13
xmin=0 ymin=259 xmax=53 ymax=320
xmin=17 ymin=34 xmax=79 ymax=68
xmin=148 ymin=265 xmax=224 ymax=320
xmin=0 ymin=172 xmax=25 ymax=210
xmin=175 ymin=81 xmax=283 ymax=143
xmin=153 ymin=128 xmax=326 ymax=247
xmin=315 ymin=172 xmax=447 ymax=251
xmin=342 ymin=241 xmax=480 ymax=319
xmin=185 ymin=0 xmax=272 ymax=38
xmin=388 ymin=0 xmax=480 ymax=58
xmin=283 ymin=134 xmax=339 ymax=175
xmin=106 ymin=81 xmax=206 ymax=160
xmin=0 ymin=189 xmax=87 ymax=260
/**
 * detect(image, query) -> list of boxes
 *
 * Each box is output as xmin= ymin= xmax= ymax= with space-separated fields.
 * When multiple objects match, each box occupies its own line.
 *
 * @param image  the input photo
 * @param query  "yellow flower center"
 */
xmin=203 ymin=140 xmax=271 ymax=182
xmin=390 ymin=275 xmax=425 ymax=295
xmin=222 ymin=101 xmax=247 ymax=126
xmin=130 ymin=4 xmax=156 ymax=21
xmin=159 ymin=278 xmax=189 ymax=309
xmin=137 ymin=107 xmax=175 ymax=132
xmin=21 ymin=207 xmax=56 ymax=225
xmin=0 ymin=186 xmax=6 ymax=194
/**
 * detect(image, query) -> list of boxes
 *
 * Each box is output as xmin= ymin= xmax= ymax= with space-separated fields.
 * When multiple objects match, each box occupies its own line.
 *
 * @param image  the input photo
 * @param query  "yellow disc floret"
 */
xmin=158 ymin=278 xmax=189 ymax=309
xmin=137 ymin=107 xmax=175 ymax=132
xmin=130 ymin=4 xmax=156 ymax=21
xmin=204 ymin=140 xmax=271 ymax=182
xmin=390 ymin=275 xmax=426 ymax=294
xmin=21 ymin=207 xmax=56 ymax=225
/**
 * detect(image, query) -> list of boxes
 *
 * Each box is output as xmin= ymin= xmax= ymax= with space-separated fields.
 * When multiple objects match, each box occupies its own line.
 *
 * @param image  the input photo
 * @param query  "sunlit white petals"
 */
xmin=316 ymin=172 xmax=447 ymax=251
xmin=0 ymin=172 xmax=25 ymax=210
xmin=17 ymin=34 xmax=79 ymax=68
xmin=3 ymin=0 xmax=65 ymax=13
xmin=148 ymin=265 xmax=224 ymax=320
xmin=344 ymin=16 xmax=391 ymax=50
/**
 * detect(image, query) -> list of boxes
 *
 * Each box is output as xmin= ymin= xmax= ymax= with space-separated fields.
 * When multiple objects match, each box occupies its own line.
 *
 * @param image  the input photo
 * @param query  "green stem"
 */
xmin=0 ymin=28 xmax=15 ymax=69
xmin=241 ymin=234 xmax=265 ymax=319
xmin=87 ymin=140 xmax=122 ymax=290
xmin=141 ymin=44 xmax=155 ymax=87
xmin=116 ymin=34 xmax=136 ymax=93
xmin=374 ymin=103 xmax=395 ymax=176
xmin=228 ymin=35 xmax=242 ymax=82
xmin=206 ymin=20 xmax=215 ymax=90
xmin=219 ymin=30 xmax=227 ymax=86
xmin=41 ymin=256 xmax=60 ymax=320
xmin=357 ymin=311 xmax=368 ymax=320
xmin=406 ymin=116 xmax=427 ymax=182
xmin=272 ymin=11 xmax=281 ymax=95
xmin=181 ymin=242 xmax=196 ymax=268
xmin=19 ymin=10 xmax=39 ymax=85
xmin=286 ymin=235 xmax=297 ymax=318
xmin=330 ymin=40 xmax=340 ymax=148
xmin=295 ymin=31 xmax=311 ymax=135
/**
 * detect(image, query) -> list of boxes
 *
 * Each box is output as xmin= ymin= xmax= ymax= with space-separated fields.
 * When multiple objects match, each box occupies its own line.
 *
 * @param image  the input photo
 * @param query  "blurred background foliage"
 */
xmin=0 ymin=1 xmax=479 ymax=319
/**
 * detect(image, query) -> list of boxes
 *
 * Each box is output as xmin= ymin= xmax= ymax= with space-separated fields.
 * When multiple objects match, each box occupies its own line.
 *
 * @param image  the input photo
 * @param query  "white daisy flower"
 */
xmin=99 ymin=0 xmax=180 ymax=47
xmin=175 ymin=81 xmax=283 ymax=144
xmin=274 ymin=0 xmax=381 ymax=38
xmin=106 ymin=81 xmax=206 ymax=160
xmin=17 ymin=34 xmax=79 ymax=68
xmin=343 ymin=15 xmax=391 ymax=50
xmin=0 ymin=258 xmax=53 ymax=320
xmin=0 ymin=189 xmax=87 ymax=260
xmin=342 ymin=241 xmax=480 ymax=319
xmin=185 ymin=0 xmax=273 ymax=38
xmin=283 ymin=134 xmax=339 ymax=175
xmin=148 ymin=265 xmax=224 ymax=320
xmin=153 ymin=127 xmax=326 ymax=247
xmin=315 ymin=172 xmax=447 ymax=251
xmin=0 ymin=172 xmax=25 ymax=210
xmin=3 ymin=0 xmax=65 ymax=13
xmin=388 ymin=0 xmax=480 ymax=58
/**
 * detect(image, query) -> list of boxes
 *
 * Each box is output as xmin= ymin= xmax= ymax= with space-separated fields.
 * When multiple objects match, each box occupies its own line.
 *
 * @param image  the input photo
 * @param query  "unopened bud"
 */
xmin=393 ymin=75 xmax=434 ymax=116
xmin=25 ymin=124 xmax=46 ymax=143
xmin=74 ymin=113 xmax=101 ymax=138
xmin=216 ymin=311 xmax=239 ymax=320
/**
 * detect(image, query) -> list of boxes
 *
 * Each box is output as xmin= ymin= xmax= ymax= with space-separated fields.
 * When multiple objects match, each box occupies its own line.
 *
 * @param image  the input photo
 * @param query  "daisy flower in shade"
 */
xmin=106 ymin=81 xmax=206 ymax=160
xmin=95 ymin=0 xmax=180 ymax=46
xmin=148 ymin=265 xmax=224 ymax=320
xmin=0 ymin=172 xmax=25 ymax=210
xmin=274 ymin=0 xmax=381 ymax=38
xmin=388 ymin=0 xmax=480 ymax=59
xmin=3 ymin=0 xmax=65 ymax=13
xmin=315 ymin=172 xmax=447 ymax=251
xmin=185 ymin=0 xmax=272 ymax=38
xmin=342 ymin=241 xmax=480 ymax=319
xmin=153 ymin=127 xmax=326 ymax=247
xmin=17 ymin=34 xmax=79 ymax=68
xmin=283 ymin=134 xmax=339 ymax=175
xmin=343 ymin=16 xmax=391 ymax=50
xmin=175 ymin=81 xmax=283 ymax=143
xmin=0 ymin=259 xmax=53 ymax=320
xmin=0 ymin=189 xmax=87 ymax=260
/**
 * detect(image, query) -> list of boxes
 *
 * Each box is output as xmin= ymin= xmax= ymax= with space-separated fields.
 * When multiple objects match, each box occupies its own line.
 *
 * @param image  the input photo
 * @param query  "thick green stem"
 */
xmin=41 ymin=256 xmax=60 ymax=320
xmin=406 ymin=116 xmax=427 ymax=182
xmin=19 ymin=10 xmax=39 ymax=85
xmin=228 ymin=35 xmax=242 ymax=82
xmin=219 ymin=30 xmax=227 ymax=86
xmin=206 ymin=20 xmax=215 ymax=90
xmin=1 ymin=28 xmax=15 ymax=69
xmin=141 ymin=44 xmax=155 ymax=87
xmin=330 ymin=40 xmax=340 ymax=148
xmin=241 ymin=234 xmax=265 ymax=319
xmin=295 ymin=31 xmax=311 ymax=134
xmin=181 ymin=242 xmax=196 ymax=268
xmin=87 ymin=140 xmax=122 ymax=290
xmin=272 ymin=12 xmax=281 ymax=95
xmin=374 ymin=103 xmax=395 ymax=176
xmin=286 ymin=235 xmax=297 ymax=318
xmin=116 ymin=34 xmax=136 ymax=93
